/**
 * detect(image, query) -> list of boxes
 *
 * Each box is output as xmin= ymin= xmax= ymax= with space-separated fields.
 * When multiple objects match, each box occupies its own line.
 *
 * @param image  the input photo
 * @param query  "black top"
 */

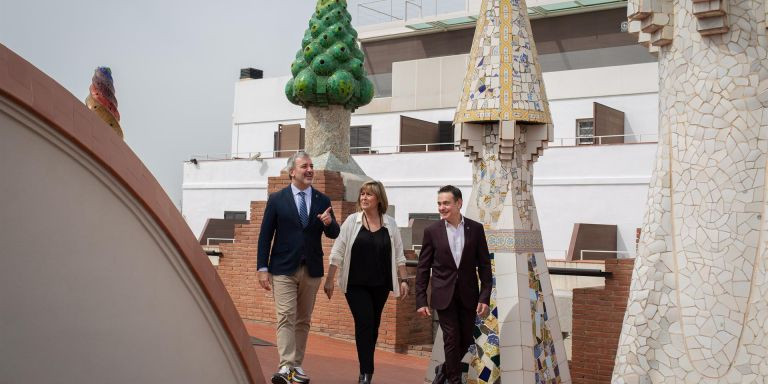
xmin=348 ymin=226 xmax=392 ymax=289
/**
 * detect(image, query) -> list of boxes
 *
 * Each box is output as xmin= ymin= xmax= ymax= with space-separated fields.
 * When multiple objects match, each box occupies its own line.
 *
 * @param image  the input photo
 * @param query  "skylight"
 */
xmin=440 ymin=16 xmax=477 ymax=26
xmin=406 ymin=22 xmax=435 ymax=30
xmin=539 ymin=1 xmax=581 ymax=11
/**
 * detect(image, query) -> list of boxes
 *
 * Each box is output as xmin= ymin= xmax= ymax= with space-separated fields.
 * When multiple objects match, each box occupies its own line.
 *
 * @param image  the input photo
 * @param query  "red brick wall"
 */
xmin=266 ymin=170 xmax=345 ymax=200
xmin=570 ymin=259 xmax=635 ymax=384
xmin=394 ymin=250 xmax=433 ymax=353
xmin=216 ymin=171 xmax=433 ymax=352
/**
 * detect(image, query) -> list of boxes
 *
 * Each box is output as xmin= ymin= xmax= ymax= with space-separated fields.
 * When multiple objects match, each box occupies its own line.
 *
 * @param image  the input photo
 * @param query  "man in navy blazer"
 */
xmin=415 ymin=185 xmax=492 ymax=384
xmin=257 ymin=151 xmax=339 ymax=384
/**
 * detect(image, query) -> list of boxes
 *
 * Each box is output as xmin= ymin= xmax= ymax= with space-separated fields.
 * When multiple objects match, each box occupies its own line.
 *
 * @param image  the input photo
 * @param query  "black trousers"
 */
xmin=345 ymin=284 xmax=390 ymax=374
xmin=436 ymin=291 xmax=476 ymax=384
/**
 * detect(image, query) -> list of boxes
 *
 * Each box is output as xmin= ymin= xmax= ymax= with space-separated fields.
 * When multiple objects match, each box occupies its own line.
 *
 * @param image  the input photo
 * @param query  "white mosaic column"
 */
xmin=613 ymin=0 xmax=768 ymax=382
xmin=423 ymin=0 xmax=571 ymax=383
xmin=464 ymin=124 xmax=571 ymax=384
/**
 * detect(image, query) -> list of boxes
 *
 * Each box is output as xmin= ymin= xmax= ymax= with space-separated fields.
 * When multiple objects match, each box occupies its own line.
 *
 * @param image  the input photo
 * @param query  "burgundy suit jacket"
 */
xmin=415 ymin=217 xmax=492 ymax=311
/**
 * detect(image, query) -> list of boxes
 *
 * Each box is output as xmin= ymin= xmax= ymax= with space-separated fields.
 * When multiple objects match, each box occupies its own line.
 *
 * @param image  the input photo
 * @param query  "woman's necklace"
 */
xmin=362 ymin=211 xmax=382 ymax=234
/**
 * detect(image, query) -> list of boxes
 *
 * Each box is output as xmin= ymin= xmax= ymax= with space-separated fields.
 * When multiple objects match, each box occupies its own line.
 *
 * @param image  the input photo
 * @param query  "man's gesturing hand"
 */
xmin=417 ymin=306 xmax=432 ymax=318
xmin=317 ymin=206 xmax=333 ymax=226
xmin=258 ymin=271 xmax=272 ymax=291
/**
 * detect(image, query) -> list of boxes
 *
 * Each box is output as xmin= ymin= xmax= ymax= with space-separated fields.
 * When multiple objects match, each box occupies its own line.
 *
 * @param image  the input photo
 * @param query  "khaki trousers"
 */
xmin=272 ymin=265 xmax=321 ymax=368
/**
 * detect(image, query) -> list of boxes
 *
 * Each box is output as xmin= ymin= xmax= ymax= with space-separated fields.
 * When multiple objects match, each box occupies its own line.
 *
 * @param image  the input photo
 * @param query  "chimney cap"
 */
xmin=240 ymin=68 xmax=263 ymax=80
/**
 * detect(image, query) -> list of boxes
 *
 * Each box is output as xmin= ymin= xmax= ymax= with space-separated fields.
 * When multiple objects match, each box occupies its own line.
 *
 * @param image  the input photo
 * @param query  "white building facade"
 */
xmin=182 ymin=0 xmax=660 ymax=258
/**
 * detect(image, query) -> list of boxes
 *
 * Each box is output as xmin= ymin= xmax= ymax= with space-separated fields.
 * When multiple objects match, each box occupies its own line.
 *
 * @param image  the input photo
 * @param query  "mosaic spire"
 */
xmin=454 ymin=0 xmax=551 ymax=125
xmin=454 ymin=0 xmax=553 ymax=168
xmin=424 ymin=0 xmax=570 ymax=383
xmin=85 ymin=67 xmax=122 ymax=138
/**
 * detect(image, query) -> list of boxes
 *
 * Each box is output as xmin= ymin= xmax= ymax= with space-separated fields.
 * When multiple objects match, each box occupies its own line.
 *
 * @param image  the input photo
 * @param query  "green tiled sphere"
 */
xmin=327 ymin=70 xmax=355 ymax=104
xmin=293 ymin=69 xmax=317 ymax=102
xmin=310 ymin=53 xmax=337 ymax=76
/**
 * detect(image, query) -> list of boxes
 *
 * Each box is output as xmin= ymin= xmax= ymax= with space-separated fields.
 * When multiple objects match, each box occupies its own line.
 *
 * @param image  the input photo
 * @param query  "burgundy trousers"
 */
xmin=436 ymin=290 xmax=476 ymax=384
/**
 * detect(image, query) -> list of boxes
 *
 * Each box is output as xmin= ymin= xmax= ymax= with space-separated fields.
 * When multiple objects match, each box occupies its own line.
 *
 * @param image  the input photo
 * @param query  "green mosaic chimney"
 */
xmin=285 ymin=0 xmax=374 ymax=111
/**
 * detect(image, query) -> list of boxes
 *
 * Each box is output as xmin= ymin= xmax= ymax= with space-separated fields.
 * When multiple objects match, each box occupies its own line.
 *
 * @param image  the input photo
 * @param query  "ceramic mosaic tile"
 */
xmin=454 ymin=0 xmax=551 ymax=125
xmin=470 ymin=125 xmax=511 ymax=225
xmin=463 ymin=253 xmax=502 ymax=384
xmin=527 ymin=253 xmax=562 ymax=383
xmin=486 ymin=230 xmax=544 ymax=253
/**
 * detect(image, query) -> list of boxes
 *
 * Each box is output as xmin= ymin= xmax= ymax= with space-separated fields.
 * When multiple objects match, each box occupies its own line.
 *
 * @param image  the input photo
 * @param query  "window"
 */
xmin=224 ymin=211 xmax=247 ymax=220
xmin=576 ymin=118 xmax=595 ymax=145
xmin=350 ymin=125 xmax=372 ymax=154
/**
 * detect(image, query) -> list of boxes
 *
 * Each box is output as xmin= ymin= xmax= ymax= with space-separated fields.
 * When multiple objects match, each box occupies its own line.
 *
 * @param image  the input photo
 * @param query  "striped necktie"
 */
xmin=298 ymin=191 xmax=309 ymax=228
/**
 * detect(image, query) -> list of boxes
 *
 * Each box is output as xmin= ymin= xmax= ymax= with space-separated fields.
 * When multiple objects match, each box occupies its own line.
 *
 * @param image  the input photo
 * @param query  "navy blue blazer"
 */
xmin=257 ymin=186 xmax=340 ymax=277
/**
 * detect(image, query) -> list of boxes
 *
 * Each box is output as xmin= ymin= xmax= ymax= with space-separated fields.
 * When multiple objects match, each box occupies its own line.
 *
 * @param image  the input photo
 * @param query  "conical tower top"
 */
xmin=454 ymin=0 xmax=551 ymax=125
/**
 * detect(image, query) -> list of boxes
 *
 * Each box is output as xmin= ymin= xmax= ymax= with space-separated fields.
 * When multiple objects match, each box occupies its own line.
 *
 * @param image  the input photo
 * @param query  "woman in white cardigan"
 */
xmin=324 ymin=180 xmax=408 ymax=384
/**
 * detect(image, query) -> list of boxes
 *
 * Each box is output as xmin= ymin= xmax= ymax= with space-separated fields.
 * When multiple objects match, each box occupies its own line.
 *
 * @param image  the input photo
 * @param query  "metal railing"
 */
xmin=190 ymin=142 xmax=457 ymax=162
xmin=354 ymin=0 xmax=468 ymax=26
xmin=549 ymin=133 xmax=658 ymax=147
xmin=351 ymin=142 xmax=456 ymax=154
xmin=191 ymin=133 xmax=658 ymax=162
xmin=404 ymin=259 xmax=613 ymax=277
xmin=357 ymin=0 xmax=405 ymax=22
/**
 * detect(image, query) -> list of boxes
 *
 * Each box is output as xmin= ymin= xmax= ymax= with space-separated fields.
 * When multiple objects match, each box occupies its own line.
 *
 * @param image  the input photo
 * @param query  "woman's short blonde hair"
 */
xmin=357 ymin=180 xmax=388 ymax=215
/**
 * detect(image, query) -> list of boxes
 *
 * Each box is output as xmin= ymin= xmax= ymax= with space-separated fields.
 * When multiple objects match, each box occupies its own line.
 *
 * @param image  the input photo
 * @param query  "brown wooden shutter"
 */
xmin=399 ymin=116 xmax=439 ymax=152
xmin=593 ymin=102 xmax=625 ymax=144
xmin=275 ymin=124 xmax=304 ymax=157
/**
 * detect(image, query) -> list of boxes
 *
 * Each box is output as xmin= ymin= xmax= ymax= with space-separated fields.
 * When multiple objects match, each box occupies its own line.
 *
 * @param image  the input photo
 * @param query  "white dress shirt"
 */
xmin=291 ymin=184 xmax=312 ymax=215
xmin=445 ymin=216 xmax=465 ymax=267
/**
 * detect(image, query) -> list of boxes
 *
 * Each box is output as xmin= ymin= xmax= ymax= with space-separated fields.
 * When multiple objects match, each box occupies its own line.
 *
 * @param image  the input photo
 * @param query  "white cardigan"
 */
xmin=329 ymin=212 xmax=407 ymax=297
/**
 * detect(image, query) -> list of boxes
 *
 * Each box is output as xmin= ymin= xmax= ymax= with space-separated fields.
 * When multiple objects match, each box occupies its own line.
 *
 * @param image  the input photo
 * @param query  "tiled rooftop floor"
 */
xmin=246 ymin=322 xmax=429 ymax=384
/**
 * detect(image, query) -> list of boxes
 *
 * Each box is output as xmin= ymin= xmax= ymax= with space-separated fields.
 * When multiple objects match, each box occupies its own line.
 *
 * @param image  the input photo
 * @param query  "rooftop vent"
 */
xmin=240 ymin=68 xmax=263 ymax=80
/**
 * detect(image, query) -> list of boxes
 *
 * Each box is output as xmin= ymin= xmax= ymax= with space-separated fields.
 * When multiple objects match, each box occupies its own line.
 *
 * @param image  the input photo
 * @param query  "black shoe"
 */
xmin=271 ymin=366 xmax=292 ymax=384
xmin=433 ymin=363 xmax=446 ymax=384
xmin=358 ymin=373 xmax=372 ymax=384
xmin=291 ymin=367 xmax=310 ymax=384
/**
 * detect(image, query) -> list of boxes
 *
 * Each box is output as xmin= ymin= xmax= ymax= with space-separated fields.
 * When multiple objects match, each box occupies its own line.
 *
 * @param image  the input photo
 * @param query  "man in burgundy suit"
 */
xmin=415 ymin=185 xmax=492 ymax=384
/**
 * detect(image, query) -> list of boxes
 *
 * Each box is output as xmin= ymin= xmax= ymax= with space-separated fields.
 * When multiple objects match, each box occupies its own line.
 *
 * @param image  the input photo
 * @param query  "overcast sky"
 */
xmin=0 ymin=0 xmax=463 ymax=207
xmin=0 ymin=0 xmax=326 ymax=208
